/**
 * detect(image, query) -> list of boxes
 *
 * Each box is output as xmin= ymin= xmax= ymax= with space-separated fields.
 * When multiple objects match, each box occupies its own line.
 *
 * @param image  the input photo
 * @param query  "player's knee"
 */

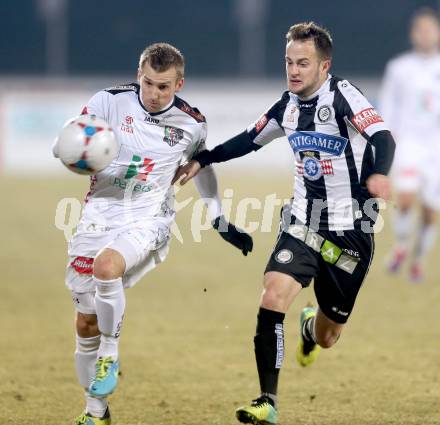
xmin=93 ymin=250 xmax=125 ymax=280
xmin=421 ymin=207 xmax=436 ymax=225
xmin=76 ymin=313 xmax=99 ymax=337
xmin=261 ymin=278 xmax=288 ymax=311
xmin=398 ymin=193 xmax=415 ymax=211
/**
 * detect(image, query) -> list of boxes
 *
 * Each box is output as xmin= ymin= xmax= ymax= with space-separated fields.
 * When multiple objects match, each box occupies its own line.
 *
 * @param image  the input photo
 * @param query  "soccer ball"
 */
xmin=55 ymin=114 xmax=118 ymax=175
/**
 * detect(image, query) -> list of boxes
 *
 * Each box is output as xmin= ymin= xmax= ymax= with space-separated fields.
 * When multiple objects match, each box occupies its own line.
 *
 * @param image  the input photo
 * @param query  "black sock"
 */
xmin=254 ymin=307 xmax=285 ymax=398
xmin=302 ymin=316 xmax=316 ymax=354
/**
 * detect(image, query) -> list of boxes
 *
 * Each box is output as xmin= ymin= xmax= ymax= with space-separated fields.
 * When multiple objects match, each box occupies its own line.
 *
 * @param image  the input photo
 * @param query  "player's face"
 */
xmin=285 ymin=40 xmax=331 ymax=98
xmin=411 ymin=16 xmax=440 ymax=54
xmin=138 ymin=63 xmax=184 ymax=113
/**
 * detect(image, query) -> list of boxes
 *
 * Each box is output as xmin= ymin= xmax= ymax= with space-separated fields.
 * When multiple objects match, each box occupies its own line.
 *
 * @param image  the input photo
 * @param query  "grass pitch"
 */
xmin=1 ymin=173 xmax=440 ymax=425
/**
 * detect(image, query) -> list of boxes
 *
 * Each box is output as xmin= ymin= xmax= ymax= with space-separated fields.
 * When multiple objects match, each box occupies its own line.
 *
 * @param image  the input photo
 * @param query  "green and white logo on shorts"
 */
xmin=320 ymin=240 xmax=342 ymax=264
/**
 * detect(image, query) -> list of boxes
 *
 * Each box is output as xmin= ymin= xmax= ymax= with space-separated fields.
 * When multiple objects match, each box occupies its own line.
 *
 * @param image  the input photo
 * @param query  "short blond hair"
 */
xmin=139 ymin=43 xmax=184 ymax=80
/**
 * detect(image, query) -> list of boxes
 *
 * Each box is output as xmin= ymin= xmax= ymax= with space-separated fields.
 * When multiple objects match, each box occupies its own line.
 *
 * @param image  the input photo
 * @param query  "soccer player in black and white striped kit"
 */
xmin=175 ymin=22 xmax=395 ymax=425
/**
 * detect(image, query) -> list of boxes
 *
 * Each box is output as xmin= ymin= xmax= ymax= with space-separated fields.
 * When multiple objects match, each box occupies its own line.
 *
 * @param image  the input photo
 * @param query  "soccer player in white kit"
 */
xmin=53 ymin=43 xmax=253 ymax=425
xmin=380 ymin=7 xmax=440 ymax=282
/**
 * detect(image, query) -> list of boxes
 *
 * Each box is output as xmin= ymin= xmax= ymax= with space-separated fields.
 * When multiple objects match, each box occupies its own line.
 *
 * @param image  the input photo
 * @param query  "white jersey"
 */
xmin=81 ymin=83 xmax=207 ymax=228
xmin=379 ymin=51 xmax=440 ymax=144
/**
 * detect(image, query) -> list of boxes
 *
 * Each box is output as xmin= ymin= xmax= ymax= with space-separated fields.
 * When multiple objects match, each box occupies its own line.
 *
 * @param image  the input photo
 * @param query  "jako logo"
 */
xmin=124 ymin=155 xmax=155 ymax=181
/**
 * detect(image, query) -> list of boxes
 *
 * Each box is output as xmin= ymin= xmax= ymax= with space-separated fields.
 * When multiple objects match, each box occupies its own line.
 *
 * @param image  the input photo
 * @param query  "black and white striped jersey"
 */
xmin=247 ymin=75 xmax=388 ymax=231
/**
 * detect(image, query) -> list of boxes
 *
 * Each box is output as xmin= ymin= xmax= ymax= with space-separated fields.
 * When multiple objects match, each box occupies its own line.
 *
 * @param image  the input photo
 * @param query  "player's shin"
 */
xmin=393 ymin=209 xmax=415 ymax=249
xmin=75 ymin=335 xmax=109 ymax=418
xmin=85 ymin=391 xmax=109 ymax=419
xmin=254 ymin=307 xmax=285 ymax=407
xmin=94 ymin=276 xmax=125 ymax=359
xmin=414 ymin=223 xmax=437 ymax=260
xmin=75 ymin=334 xmax=101 ymax=388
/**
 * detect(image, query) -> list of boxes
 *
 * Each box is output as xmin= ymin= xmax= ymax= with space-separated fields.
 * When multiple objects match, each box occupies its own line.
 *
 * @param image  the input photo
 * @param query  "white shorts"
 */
xmin=66 ymin=218 xmax=171 ymax=304
xmin=391 ymin=140 xmax=440 ymax=209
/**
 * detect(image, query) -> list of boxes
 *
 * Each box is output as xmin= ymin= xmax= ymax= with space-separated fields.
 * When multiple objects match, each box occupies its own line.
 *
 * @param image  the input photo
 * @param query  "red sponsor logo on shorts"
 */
xmin=71 ymin=256 xmax=94 ymax=274
xmin=255 ymin=114 xmax=268 ymax=133
xmin=351 ymin=108 xmax=383 ymax=132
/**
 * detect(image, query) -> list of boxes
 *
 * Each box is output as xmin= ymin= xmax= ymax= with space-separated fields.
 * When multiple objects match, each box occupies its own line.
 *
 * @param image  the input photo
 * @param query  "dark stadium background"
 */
xmin=0 ymin=0 xmax=436 ymax=77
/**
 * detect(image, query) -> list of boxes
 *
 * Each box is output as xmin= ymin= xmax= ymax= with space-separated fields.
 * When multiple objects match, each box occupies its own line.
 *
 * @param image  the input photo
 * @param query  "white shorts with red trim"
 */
xmin=392 ymin=140 xmax=440 ymax=210
xmin=66 ymin=217 xmax=171 ymax=294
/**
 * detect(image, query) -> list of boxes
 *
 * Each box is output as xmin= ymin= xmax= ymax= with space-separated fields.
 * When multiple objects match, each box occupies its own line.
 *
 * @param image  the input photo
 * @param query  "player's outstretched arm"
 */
xmin=193 ymin=165 xmax=253 ymax=256
xmin=172 ymin=130 xmax=260 ymax=186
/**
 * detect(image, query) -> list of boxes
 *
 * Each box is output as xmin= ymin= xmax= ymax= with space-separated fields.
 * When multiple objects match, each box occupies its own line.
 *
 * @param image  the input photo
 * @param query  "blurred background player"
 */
xmin=379 ymin=7 xmax=440 ymax=282
xmin=53 ymin=43 xmax=253 ymax=425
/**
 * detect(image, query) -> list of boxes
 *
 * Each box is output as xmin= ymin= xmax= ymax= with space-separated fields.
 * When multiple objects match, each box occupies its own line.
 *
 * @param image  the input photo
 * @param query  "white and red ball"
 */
xmin=55 ymin=115 xmax=118 ymax=175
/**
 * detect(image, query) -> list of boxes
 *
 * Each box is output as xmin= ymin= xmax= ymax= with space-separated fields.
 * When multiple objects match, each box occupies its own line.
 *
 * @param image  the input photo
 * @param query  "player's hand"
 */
xmin=212 ymin=215 xmax=253 ymax=256
xmin=172 ymin=160 xmax=201 ymax=185
xmin=366 ymin=174 xmax=391 ymax=200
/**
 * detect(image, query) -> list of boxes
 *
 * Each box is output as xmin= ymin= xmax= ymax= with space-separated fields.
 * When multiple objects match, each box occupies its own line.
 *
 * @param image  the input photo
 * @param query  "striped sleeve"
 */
xmin=246 ymin=91 xmax=290 ymax=146
xmin=336 ymin=80 xmax=388 ymax=139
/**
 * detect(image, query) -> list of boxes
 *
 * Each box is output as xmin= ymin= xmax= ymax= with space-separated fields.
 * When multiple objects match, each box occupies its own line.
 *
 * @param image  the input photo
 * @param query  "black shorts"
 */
xmin=265 ymin=227 xmax=374 ymax=324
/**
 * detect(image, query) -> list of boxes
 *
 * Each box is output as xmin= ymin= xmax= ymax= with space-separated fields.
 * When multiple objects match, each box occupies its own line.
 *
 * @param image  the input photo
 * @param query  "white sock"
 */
xmin=414 ymin=224 xmax=437 ymax=261
xmin=94 ymin=276 xmax=125 ymax=359
xmin=98 ymin=334 xmax=119 ymax=359
xmin=393 ymin=209 xmax=414 ymax=250
xmin=85 ymin=391 xmax=108 ymax=418
xmin=75 ymin=335 xmax=100 ymax=388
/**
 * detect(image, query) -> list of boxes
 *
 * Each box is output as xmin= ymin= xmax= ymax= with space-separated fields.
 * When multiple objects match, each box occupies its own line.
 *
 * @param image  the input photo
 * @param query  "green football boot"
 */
xmin=74 ymin=407 xmax=111 ymax=425
xmin=236 ymin=396 xmax=278 ymax=424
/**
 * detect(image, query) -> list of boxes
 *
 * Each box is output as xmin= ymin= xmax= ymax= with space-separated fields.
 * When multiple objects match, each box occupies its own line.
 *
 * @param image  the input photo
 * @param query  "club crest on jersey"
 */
xmin=317 ymin=105 xmax=332 ymax=123
xmin=303 ymin=157 xmax=322 ymax=180
xmin=163 ymin=126 xmax=184 ymax=147
xmin=288 ymin=131 xmax=348 ymax=156
xmin=297 ymin=158 xmax=334 ymax=180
